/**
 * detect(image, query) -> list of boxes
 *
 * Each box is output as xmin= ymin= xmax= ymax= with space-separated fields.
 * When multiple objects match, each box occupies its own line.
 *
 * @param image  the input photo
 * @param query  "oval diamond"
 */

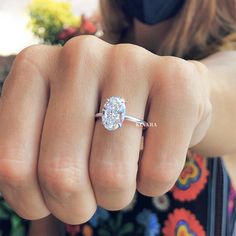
xmin=102 ymin=96 xmax=126 ymax=131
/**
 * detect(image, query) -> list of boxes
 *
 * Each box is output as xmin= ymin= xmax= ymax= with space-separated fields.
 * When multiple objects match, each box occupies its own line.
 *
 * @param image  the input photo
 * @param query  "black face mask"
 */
xmin=121 ymin=0 xmax=186 ymax=25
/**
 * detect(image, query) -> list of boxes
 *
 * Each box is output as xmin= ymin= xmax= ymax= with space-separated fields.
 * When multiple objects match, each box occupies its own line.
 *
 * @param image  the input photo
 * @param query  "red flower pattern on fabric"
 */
xmin=66 ymin=224 xmax=81 ymax=236
xmin=228 ymin=183 xmax=236 ymax=219
xmin=172 ymin=153 xmax=209 ymax=201
xmin=162 ymin=208 xmax=206 ymax=236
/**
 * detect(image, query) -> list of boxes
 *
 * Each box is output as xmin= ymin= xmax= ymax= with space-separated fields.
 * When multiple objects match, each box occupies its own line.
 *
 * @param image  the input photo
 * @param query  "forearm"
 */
xmin=191 ymin=50 xmax=236 ymax=156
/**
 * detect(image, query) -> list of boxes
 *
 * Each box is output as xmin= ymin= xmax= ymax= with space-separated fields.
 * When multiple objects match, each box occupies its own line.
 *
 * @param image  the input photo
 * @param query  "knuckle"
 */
xmin=0 ymin=152 xmax=31 ymax=189
xmin=60 ymin=35 xmax=107 ymax=82
xmin=91 ymin=166 xmax=134 ymax=191
xmin=161 ymin=55 xmax=189 ymax=70
xmin=141 ymin=165 xmax=179 ymax=189
xmin=16 ymin=45 xmax=46 ymax=69
xmin=64 ymin=35 xmax=100 ymax=48
xmin=10 ymin=44 xmax=55 ymax=85
xmin=98 ymin=194 xmax=135 ymax=211
xmin=206 ymin=100 xmax=213 ymax=116
xmin=160 ymin=56 xmax=195 ymax=88
xmin=109 ymin=43 xmax=153 ymax=88
xmin=61 ymin=207 xmax=96 ymax=225
xmin=112 ymin=44 xmax=147 ymax=73
xmin=156 ymin=57 xmax=201 ymax=113
xmin=39 ymin=163 xmax=84 ymax=200
xmin=0 ymin=163 xmax=28 ymax=188
xmin=62 ymin=35 xmax=103 ymax=62
xmin=197 ymin=98 xmax=212 ymax=126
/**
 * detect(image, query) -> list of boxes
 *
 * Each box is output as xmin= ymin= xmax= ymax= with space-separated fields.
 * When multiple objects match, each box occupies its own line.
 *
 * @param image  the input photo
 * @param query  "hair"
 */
xmin=99 ymin=0 xmax=236 ymax=59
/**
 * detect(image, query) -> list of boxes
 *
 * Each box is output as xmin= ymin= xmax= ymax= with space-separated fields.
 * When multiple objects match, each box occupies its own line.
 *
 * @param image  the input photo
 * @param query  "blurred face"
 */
xmin=120 ymin=0 xmax=185 ymax=25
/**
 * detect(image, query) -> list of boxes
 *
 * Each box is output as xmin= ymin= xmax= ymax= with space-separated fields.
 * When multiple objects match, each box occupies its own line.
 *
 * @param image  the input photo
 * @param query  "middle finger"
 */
xmin=38 ymin=36 xmax=110 ymax=224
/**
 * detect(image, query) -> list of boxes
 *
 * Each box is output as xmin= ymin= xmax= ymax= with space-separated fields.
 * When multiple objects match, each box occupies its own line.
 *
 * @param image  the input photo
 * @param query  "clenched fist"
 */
xmin=0 ymin=35 xmax=212 ymax=224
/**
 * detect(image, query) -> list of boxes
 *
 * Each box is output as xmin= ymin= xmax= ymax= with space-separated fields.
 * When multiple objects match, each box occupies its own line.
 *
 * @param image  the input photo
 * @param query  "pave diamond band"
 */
xmin=95 ymin=96 xmax=148 ymax=131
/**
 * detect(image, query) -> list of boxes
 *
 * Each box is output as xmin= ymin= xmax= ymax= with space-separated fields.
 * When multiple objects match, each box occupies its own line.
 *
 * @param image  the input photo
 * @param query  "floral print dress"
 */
xmin=65 ymin=152 xmax=236 ymax=236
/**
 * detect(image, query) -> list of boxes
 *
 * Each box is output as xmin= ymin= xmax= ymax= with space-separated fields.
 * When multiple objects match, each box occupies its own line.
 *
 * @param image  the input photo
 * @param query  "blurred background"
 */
xmin=0 ymin=1 xmax=100 ymax=235
xmin=0 ymin=0 xmax=99 ymax=55
xmin=0 ymin=0 xmax=101 ymax=92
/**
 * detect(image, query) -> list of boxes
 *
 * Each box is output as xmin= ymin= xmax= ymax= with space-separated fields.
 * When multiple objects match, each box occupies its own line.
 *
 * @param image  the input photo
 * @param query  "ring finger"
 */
xmin=89 ymin=45 xmax=151 ymax=210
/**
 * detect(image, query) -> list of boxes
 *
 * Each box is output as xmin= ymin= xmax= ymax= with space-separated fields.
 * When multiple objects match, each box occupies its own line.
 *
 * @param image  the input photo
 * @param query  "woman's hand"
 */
xmin=0 ymin=35 xmax=212 ymax=224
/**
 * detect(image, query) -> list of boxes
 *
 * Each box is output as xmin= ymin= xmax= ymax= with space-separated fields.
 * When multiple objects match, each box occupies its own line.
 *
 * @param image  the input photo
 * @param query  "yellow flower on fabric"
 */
xmin=28 ymin=0 xmax=81 ymax=43
xmin=82 ymin=224 xmax=93 ymax=236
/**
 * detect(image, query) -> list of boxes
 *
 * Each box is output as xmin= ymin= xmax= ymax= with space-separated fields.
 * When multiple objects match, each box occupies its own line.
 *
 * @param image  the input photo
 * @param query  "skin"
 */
xmin=0 ymin=16 xmax=236 ymax=234
xmin=0 ymin=36 xmax=211 ymax=223
xmin=133 ymin=19 xmax=236 ymax=180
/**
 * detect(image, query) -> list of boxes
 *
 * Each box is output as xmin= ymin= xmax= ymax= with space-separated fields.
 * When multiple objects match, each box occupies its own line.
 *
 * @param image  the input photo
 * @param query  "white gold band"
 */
xmin=95 ymin=96 xmax=149 ymax=131
xmin=95 ymin=113 xmax=148 ymax=128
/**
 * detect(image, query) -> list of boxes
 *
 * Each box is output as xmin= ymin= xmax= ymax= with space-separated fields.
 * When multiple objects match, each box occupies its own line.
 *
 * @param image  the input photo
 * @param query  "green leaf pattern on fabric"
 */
xmin=0 ymin=197 xmax=27 ymax=236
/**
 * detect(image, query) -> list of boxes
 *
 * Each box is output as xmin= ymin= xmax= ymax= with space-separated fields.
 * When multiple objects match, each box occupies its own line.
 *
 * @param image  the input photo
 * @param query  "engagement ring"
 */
xmin=95 ymin=96 xmax=148 ymax=131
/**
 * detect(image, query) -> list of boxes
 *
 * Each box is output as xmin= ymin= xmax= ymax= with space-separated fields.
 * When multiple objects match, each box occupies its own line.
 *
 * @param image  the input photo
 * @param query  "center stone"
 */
xmin=102 ymin=96 xmax=126 ymax=131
